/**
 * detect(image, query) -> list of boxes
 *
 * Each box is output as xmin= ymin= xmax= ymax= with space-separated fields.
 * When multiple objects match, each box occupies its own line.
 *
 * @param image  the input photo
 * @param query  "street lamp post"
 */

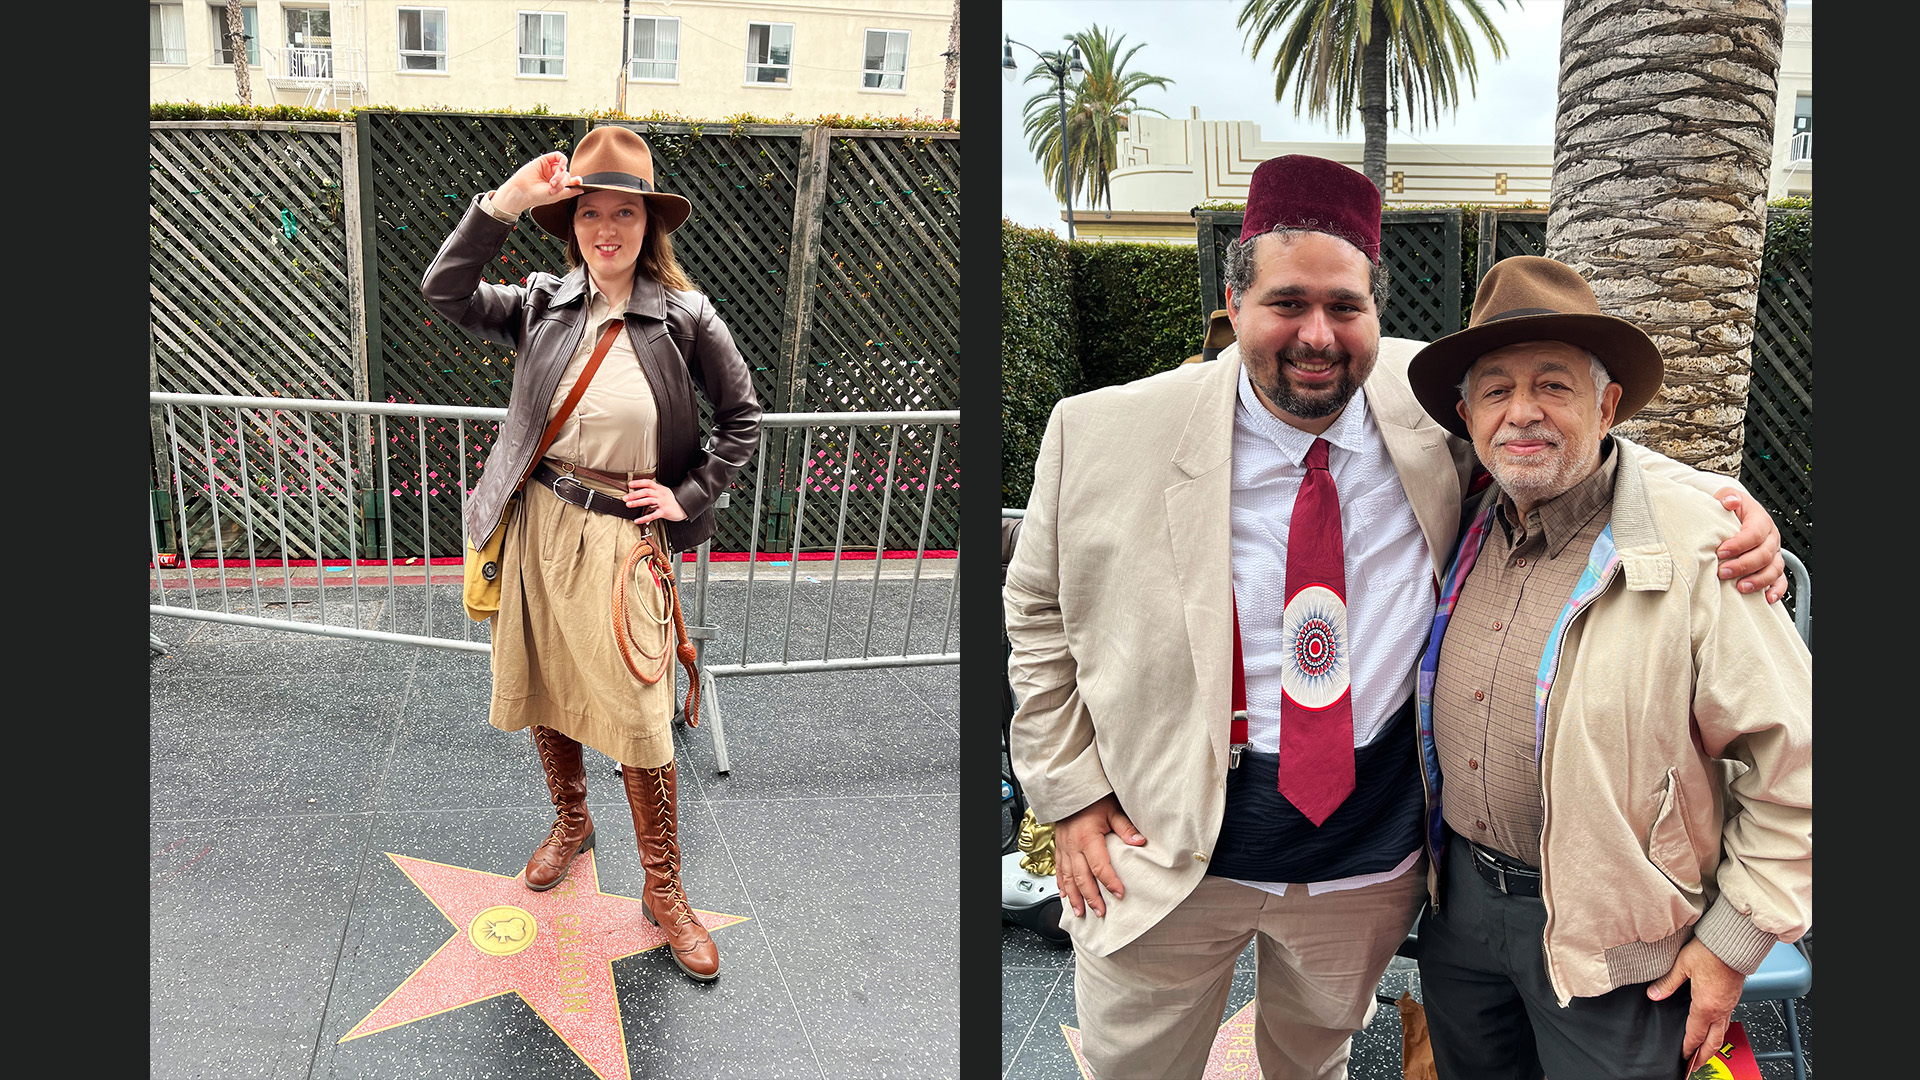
xmin=1004 ymin=35 xmax=1084 ymax=241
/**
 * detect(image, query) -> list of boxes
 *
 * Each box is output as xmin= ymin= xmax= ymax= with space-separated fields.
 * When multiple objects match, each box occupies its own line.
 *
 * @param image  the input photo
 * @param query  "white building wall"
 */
xmin=1111 ymin=110 xmax=1553 ymax=211
xmin=1766 ymin=3 xmax=1813 ymax=199
xmin=151 ymin=1 xmax=959 ymax=122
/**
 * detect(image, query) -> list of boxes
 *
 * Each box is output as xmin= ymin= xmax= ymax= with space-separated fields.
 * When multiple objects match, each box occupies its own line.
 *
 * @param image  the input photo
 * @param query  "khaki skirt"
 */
xmin=488 ymin=472 xmax=677 ymax=768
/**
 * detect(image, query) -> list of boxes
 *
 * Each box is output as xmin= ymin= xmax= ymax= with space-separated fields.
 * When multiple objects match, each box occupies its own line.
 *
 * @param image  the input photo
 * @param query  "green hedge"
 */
xmin=1000 ymin=225 xmax=1206 ymax=507
xmin=1002 ymin=222 xmax=1078 ymax=507
xmin=1072 ymin=242 xmax=1204 ymax=392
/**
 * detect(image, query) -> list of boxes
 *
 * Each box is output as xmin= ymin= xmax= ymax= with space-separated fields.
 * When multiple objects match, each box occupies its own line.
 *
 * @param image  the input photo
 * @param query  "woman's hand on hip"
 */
xmin=492 ymin=152 xmax=581 ymax=218
xmin=625 ymin=478 xmax=688 ymax=524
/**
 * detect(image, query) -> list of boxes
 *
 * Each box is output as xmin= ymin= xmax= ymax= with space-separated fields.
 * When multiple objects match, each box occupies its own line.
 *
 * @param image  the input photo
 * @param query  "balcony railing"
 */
xmin=1790 ymin=130 xmax=1812 ymax=164
xmin=285 ymin=47 xmax=334 ymax=80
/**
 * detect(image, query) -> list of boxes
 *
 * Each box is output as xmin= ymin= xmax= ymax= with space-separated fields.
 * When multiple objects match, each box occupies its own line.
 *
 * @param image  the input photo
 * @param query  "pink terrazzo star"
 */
xmin=1063 ymin=1000 xmax=1261 ymax=1079
xmin=340 ymin=850 xmax=748 ymax=1080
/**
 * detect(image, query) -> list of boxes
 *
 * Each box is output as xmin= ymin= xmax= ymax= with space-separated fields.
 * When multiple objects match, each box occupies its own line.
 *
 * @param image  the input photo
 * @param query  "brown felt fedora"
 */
xmin=1408 ymin=255 xmax=1665 ymax=440
xmin=529 ymin=126 xmax=692 ymax=239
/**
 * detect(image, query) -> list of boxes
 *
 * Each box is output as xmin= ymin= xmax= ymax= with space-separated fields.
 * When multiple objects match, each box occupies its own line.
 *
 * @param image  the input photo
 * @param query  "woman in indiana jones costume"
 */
xmin=422 ymin=126 xmax=761 ymax=981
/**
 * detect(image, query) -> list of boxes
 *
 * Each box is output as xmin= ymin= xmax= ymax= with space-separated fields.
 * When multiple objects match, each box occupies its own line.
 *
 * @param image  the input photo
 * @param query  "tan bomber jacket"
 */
xmin=1425 ymin=439 xmax=1812 ymax=1005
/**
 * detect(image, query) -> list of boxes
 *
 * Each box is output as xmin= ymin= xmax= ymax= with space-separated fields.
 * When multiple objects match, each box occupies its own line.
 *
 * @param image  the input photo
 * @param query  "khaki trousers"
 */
xmin=1073 ymin=864 xmax=1427 ymax=1080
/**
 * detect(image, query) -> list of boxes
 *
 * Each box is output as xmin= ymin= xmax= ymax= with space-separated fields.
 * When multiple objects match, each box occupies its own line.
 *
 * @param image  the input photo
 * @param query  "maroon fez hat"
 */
xmin=1239 ymin=155 xmax=1382 ymax=264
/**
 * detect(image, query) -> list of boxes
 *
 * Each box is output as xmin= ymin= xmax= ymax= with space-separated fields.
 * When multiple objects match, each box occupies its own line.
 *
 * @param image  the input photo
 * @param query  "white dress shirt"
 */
xmin=1227 ymin=366 xmax=1434 ymax=894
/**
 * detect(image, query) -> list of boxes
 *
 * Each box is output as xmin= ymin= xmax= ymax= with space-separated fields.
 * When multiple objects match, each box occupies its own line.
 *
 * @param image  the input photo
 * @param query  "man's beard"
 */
xmin=1250 ymin=344 xmax=1366 ymax=421
xmin=1483 ymin=424 xmax=1599 ymax=506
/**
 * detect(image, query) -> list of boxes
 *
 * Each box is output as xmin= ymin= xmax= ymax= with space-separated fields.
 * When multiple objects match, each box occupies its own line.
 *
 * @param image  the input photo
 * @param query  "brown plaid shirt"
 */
xmin=1433 ymin=440 xmax=1619 ymax=867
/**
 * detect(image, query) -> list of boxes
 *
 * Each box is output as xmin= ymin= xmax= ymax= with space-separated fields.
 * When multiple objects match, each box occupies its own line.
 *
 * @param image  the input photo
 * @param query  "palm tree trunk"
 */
xmin=941 ymin=0 xmax=960 ymax=121
xmin=226 ymin=0 xmax=251 ymax=106
xmin=1359 ymin=4 xmax=1390 ymax=196
xmin=1545 ymin=0 xmax=1785 ymax=473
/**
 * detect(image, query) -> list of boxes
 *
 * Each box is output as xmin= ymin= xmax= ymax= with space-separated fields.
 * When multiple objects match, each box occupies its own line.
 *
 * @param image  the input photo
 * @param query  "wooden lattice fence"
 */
xmin=150 ymin=113 xmax=962 ymax=559
xmin=1743 ymin=211 xmax=1812 ymax=566
xmin=1476 ymin=209 xmax=1550 ymax=283
xmin=149 ymin=121 xmax=365 ymax=559
xmin=780 ymin=129 xmax=962 ymax=551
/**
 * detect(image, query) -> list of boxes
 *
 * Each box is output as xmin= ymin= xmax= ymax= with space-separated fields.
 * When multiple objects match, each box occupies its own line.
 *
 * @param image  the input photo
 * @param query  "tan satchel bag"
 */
xmin=462 ymin=321 xmax=625 ymax=622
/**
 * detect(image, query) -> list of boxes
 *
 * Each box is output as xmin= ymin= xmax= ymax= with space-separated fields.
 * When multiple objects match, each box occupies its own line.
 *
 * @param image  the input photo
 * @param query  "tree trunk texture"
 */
xmin=1360 ymin=5 xmax=1390 ymax=195
xmin=226 ymin=0 xmax=251 ymax=106
xmin=942 ymin=0 xmax=960 ymax=121
xmin=1546 ymin=0 xmax=1784 ymax=473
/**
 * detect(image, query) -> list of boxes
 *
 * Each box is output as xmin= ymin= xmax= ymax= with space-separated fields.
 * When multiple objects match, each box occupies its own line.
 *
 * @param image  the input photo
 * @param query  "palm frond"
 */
xmin=1019 ymin=24 xmax=1177 ymax=214
xmin=1238 ymin=0 xmax=1515 ymax=141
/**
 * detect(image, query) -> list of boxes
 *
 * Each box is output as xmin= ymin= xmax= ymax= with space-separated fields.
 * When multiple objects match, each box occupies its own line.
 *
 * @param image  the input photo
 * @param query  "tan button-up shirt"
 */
xmin=1432 ymin=440 xmax=1619 ymax=867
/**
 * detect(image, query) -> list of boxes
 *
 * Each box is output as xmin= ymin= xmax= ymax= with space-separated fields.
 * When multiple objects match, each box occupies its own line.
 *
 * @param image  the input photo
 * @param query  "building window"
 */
xmin=208 ymin=4 xmax=258 ymax=67
xmin=519 ymin=11 xmax=565 ymax=76
xmin=1793 ymin=93 xmax=1811 ymax=134
xmin=284 ymin=6 xmax=333 ymax=79
xmin=863 ymin=29 xmax=908 ymax=90
xmin=629 ymin=16 xmax=678 ymax=81
xmin=745 ymin=22 xmax=793 ymax=85
xmin=397 ymin=7 xmax=447 ymax=72
xmin=150 ymin=3 xmax=186 ymax=65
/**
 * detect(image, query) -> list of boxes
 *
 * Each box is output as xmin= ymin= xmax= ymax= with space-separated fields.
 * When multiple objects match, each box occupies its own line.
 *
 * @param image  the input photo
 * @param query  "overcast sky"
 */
xmin=998 ymin=0 xmax=1810 ymax=235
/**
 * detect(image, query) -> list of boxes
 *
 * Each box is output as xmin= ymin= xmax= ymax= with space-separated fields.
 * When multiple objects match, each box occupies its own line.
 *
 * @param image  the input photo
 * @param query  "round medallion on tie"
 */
xmin=1280 ymin=584 xmax=1350 ymax=709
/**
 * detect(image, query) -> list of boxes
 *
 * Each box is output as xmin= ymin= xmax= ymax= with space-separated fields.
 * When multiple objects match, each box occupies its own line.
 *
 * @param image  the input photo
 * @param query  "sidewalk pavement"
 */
xmin=151 ymin=572 xmax=957 ymax=1080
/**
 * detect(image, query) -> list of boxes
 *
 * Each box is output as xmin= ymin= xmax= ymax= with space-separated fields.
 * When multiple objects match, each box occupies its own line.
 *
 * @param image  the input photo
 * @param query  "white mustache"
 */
xmin=1493 ymin=425 xmax=1561 ymax=448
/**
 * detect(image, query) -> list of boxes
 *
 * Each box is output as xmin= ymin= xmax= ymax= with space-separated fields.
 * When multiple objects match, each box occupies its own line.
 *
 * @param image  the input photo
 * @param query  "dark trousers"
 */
xmin=1416 ymin=832 xmax=1693 ymax=1080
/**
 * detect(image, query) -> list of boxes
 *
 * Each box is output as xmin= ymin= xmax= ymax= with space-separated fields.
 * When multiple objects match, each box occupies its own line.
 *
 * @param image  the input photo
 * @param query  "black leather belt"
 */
xmin=532 ymin=461 xmax=646 ymax=521
xmin=1468 ymin=841 xmax=1541 ymax=897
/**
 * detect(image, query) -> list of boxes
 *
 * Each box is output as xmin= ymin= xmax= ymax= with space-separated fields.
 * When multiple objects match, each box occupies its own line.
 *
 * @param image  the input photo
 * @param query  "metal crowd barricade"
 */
xmin=148 ymin=392 xmax=504 ymax=654
xmin=148 ymin=393 xmax=961 ymax=774
xmin=691 ymin=410 xmax=961 ymax=772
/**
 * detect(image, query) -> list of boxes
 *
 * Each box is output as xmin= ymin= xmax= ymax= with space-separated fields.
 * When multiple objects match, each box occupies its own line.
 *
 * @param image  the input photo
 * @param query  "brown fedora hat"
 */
xmin=529 ymin=125 xmax=693 ymax=239
xmin=1407 ymin=255 xmax=1664 ymax=440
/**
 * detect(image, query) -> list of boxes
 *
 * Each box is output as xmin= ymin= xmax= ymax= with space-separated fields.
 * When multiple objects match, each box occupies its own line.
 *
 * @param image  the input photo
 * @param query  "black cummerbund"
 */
xmin=1206 ymin=696 xmax=1424 ymax=883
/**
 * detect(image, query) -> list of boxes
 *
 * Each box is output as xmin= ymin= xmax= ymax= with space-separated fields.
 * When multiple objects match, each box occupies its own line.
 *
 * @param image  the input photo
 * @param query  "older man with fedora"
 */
xmin=1005 ymin=154 xmax=1788 ymax=1079
xmin=1403 ymin=255 xmax=1812 ymax=1080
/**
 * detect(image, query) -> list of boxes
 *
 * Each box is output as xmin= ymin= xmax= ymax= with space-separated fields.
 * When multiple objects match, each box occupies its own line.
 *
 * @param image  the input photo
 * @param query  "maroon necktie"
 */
xmin=1277 ymin=437 xmax=1354 ymax=825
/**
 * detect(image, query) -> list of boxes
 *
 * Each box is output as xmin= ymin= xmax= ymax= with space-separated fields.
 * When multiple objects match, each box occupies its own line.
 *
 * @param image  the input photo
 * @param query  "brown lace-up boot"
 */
xmin=523 ymin=726 xmax=595 ymax=891
xmin=623 ymin=761 xmax=720 ymax=981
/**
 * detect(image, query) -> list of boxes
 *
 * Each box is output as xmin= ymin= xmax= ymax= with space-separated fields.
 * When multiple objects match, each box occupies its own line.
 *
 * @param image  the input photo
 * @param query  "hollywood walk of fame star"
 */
xmin=340 ymin=850 xmax=748 ymax=1080
xmin=1064 ymin=1000 xmax=1261 ymax=1079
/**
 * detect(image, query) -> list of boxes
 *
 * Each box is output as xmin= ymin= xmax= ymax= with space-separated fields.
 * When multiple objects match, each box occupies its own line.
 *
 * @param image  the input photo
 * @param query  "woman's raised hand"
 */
xmin=492 ymin=152 xmax=581 ymax=217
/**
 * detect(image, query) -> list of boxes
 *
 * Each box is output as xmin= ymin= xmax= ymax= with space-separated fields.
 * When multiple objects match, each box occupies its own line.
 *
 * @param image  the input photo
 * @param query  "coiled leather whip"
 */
xmin=613 ymin=527 xmax=702 ymax=727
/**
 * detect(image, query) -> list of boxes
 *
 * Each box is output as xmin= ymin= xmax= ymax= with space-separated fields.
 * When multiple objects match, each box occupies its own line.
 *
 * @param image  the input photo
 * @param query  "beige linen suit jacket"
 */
xmin=1005 ymin=338 xmax=1476 ymax=957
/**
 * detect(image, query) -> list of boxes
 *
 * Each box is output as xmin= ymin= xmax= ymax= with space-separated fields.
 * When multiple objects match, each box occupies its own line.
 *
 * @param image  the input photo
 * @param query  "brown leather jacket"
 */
xmin=422 ymin=195 xmax=762 ymax=552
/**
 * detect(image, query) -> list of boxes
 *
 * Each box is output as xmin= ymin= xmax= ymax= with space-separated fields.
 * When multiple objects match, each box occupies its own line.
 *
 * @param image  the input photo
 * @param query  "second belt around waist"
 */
xmin=531 ymin=460 xmax=652 ymax=522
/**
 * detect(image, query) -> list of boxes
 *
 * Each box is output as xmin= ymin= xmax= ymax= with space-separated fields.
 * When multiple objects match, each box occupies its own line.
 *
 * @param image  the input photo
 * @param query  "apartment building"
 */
xmin=150 ymin=1 xmax=962 ymax=121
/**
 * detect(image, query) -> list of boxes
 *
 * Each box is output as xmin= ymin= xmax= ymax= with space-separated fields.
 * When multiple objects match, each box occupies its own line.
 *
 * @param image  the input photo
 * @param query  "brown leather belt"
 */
xmin=532 ymin=460 xmax=649 ymax=521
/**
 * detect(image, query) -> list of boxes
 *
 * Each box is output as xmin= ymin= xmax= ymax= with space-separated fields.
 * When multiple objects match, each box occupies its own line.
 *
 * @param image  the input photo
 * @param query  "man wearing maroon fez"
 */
xmin=1004 ymin=155 xmax=1786 ymax=1079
